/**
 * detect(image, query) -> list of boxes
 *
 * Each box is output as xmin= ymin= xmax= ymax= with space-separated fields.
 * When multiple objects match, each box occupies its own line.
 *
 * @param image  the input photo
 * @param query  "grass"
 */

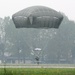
xmin=0 ymin=68 xmax=75 ymax=75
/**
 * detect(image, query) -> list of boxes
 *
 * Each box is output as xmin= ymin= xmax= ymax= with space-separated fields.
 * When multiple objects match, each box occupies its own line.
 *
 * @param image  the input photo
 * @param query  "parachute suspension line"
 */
xmin=21 ymin=29 xmax=34 ymax=51
xmin=35 ymin=30 xmax=39 ymax=48
xmin=31 ymin=29 xmax=36 ymax=50
xmin=22 ymin=31 xmax=30 ymax=48
xmin=42 ymin=29 xmax=57 ymax=56
xmin=36 ymin=29 xmax=50 ymax=61
xmin=41 ymin=29 xmax=49 ymax=50
xmin=27 ymin=29 xmax=34 ymax=51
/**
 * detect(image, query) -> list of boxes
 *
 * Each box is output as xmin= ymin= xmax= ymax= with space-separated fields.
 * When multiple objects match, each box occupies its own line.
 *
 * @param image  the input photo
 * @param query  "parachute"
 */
xmin=12 ymin=6 xmax=63 ymax=28
xmin=12 ymin=6 xmax=63 ymax=63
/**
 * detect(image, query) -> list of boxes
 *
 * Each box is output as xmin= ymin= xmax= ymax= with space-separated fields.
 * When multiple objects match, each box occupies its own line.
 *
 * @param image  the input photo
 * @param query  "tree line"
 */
xmin=0 ymin=13 xmax=75 ymax=64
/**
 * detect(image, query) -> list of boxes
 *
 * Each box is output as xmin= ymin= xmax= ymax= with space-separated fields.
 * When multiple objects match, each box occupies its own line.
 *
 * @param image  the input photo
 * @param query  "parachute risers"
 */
xmin=12 ymin=6 xmax=63 ymax=28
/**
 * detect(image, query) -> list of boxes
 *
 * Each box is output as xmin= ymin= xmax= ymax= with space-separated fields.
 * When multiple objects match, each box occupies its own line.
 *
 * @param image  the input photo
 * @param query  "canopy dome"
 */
xmin=12 ymin=6 xmax=63 ymax=28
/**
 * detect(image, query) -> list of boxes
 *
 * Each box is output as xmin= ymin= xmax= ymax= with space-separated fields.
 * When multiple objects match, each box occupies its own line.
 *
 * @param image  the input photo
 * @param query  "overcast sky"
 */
xmin=0 ymin=0 xmax=75 ymax=21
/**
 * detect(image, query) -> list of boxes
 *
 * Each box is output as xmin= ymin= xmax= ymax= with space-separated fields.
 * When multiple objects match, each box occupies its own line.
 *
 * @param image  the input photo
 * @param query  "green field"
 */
xmin=0 ymin=68 xmax=75 ymax=75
